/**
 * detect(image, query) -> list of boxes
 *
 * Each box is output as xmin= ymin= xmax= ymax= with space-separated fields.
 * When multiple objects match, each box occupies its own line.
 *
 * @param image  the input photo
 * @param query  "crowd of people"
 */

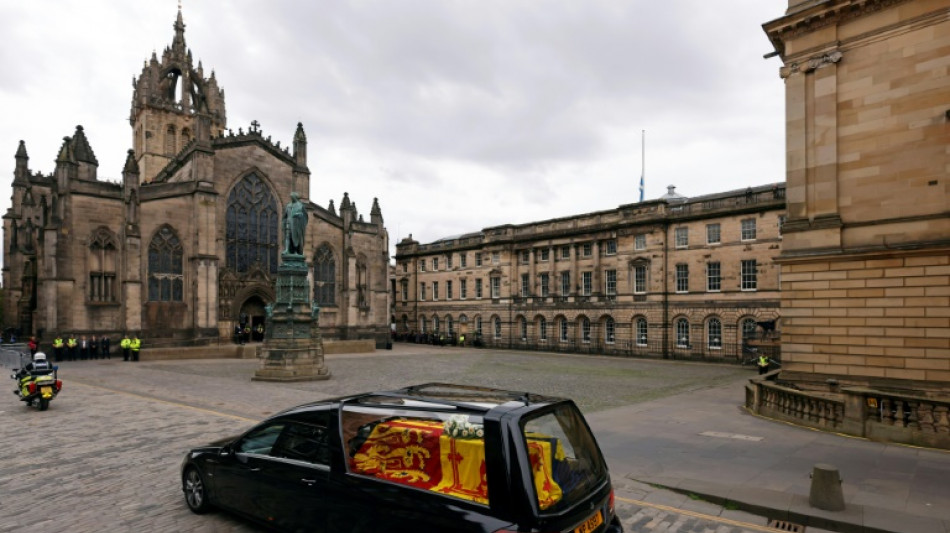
xmin=28 ymin=333 xmax=144 ymax=362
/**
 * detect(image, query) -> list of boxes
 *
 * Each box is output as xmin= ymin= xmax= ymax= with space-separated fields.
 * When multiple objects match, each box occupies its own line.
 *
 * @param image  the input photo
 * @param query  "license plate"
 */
xmin=574 ymin=510 xmax=603 ymax=533
xmin=41 ymin=386 xmax=52 ymax=394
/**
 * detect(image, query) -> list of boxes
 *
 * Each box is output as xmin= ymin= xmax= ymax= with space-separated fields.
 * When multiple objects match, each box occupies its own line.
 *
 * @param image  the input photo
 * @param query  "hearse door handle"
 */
xmin=300 ymin=478 xmax=317 ymax=486
xmin=246 ymin=467 xmax=261 ymax=472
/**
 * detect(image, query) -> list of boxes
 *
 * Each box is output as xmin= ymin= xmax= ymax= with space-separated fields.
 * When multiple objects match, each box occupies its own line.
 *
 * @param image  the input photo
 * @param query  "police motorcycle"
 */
xmin=10 ymin=351 xmax=62 ymax=411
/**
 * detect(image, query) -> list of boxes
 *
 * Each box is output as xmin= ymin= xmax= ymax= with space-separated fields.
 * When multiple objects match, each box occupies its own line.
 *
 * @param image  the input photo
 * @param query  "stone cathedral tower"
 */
xmin=130 ymin=10 xmax=226 ymax=183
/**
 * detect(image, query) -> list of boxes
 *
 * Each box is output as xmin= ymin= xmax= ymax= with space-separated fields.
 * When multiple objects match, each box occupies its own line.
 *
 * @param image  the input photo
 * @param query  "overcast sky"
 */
xmin=1 ymin=1 xmax=787 ymax=255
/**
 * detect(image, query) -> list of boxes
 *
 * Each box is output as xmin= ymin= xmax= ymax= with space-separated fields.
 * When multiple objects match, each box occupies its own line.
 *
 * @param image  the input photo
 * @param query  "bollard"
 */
xmin=809 ymin=463 xmax=845 ymax=511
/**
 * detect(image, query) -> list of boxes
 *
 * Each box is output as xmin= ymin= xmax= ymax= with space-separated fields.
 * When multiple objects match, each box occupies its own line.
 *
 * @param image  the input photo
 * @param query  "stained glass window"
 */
xmin=148 ymin=226 xmax=183 ymax=302
xmin=314 ymin=244 xmax=336 ymax=306
xmin=226 ymin=174 xmax=278 ymax=274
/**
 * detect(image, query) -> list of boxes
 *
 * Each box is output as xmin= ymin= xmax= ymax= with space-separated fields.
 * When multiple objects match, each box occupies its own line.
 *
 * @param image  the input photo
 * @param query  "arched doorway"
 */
xmin=239 ymin=295 xmax=268 ymax=342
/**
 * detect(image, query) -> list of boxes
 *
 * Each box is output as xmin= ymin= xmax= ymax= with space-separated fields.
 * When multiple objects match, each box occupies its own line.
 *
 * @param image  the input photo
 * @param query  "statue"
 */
xmin=283 ymin=192 xmax=308 ymax=255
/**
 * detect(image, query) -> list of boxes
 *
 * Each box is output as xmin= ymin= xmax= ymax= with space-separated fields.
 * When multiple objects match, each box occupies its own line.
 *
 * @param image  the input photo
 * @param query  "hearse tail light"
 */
xmin=609 ymin=488 xmax=615 ymax=516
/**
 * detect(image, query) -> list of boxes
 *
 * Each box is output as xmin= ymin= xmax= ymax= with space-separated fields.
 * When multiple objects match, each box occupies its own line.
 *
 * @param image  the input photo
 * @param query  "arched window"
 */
xmin=88 ymin=228 xmax=118 ymax=302
xmin=707 ymin=318 xmax=722 ymax=349
xmin=475 ymin=316 xmax=483 ymax=337
xmin=493 ymin=317 xmax=502 ymax=339
xmin=165 ymin=125 xmax=176 ymax=155
xmin=676 ymin=318 xmax=690 ymax=348
xmin=420 ymin=316 xmax=427 ymax=334
xmin=433 ymin=315 xmax=440 ymax=333
xmin=741 ymin=318 xmax=758 ymax=340
xmin=181 ymin=127 xmax=192 ymax=146
xmin=314 ymin=244 xmax=336 ymax=306
xmin=519 ymin=317 xmax=527 ymax=340
xmin=447 ymin=316 xmax=454 ymax=336
xmin=539 ymin=317 xmax=548 ymax=341
xmin=636 ymin=318 xmax=648 ymax=346
xmin=559 ymin=318 xmax=569 ymax=342
xmin=581 ymin=317 xmax=591 ymax=343
xmin=605 ymin=317 xmax=615 ymax=344
xmin=148 ymin=226 xmax=184 ymax=302
xmin=226 ymin=174 xmax=279 ymax=274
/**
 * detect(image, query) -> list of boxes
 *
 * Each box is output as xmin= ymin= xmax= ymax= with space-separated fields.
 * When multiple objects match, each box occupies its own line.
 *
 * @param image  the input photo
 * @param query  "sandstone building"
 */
xmin=764 ymin=0 xmax=949 ymax=394
xmin=394 ymin=184 xmax=786 ymax=360
xmin=2 ymin=11 xmax=391 ymax=347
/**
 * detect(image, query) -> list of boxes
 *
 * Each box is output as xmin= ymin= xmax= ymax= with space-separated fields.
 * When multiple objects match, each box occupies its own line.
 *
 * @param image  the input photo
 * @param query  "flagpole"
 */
xmin=639 ymin=130 xmax=645 ymax=202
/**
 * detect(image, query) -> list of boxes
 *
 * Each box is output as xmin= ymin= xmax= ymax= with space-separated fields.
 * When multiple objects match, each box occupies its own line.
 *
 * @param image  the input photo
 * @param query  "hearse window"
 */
xmin=521 ymin=404 xmax=607 ymax=513
xmin=235 ymin=422 xmax=286 ymax=455
xmin=342 ymin=406 xmax=490 ymax=505
xmin=271 ymin=422 xmax=330 ymax=465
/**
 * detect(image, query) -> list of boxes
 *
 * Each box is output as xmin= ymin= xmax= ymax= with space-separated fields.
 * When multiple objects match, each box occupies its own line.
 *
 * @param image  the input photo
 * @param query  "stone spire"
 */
xmin=293 ymin=122 xmax=307 ymax=168
xmin=370 ymin=197 xmax=383 ymax=225
xmin=13 ymin=140 xmax=29 ymax=184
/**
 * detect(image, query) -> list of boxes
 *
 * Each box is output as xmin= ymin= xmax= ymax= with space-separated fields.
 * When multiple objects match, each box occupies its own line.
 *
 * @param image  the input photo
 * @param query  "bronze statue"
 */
xmin=283 ymin=192 xmax=308 ymax=255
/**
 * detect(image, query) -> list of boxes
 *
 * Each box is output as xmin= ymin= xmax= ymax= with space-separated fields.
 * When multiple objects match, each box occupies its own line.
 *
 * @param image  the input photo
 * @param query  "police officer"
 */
xmin=52 ymin=335 xmax=64 ymax=362
xmin=758 ymin=354 xmax=770 ymax=375
xmin=66 ymin=334 xmax=78 ymax=362
xmin=120 ymin=334 xmax=131 ymax=361
xmin=130 ymin=335 xmax=141 ymax=362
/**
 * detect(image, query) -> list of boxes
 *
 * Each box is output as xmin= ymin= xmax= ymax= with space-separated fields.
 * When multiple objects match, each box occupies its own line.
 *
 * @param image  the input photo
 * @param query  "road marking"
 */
xmin=700 ymin=431 xmax=763 ymax=441
xmin=615 ymin=496 xmax=786 ymax=533
xmin=70 ymin=381 xmax=260 ymax=423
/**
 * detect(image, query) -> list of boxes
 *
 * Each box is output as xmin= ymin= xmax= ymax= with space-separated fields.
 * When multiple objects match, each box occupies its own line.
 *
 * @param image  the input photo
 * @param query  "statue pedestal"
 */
xmin=253 ymin=254 xmax=331 ymax=382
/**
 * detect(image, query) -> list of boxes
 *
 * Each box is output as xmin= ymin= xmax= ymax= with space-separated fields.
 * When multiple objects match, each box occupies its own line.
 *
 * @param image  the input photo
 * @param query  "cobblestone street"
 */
xmin=0 ymin=345 xmax=786 ymax=532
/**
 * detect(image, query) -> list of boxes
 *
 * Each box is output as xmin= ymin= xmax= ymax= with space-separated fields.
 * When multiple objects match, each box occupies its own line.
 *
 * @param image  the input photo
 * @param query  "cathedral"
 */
xmin=2 ymin=10 xmax=391 ymax=347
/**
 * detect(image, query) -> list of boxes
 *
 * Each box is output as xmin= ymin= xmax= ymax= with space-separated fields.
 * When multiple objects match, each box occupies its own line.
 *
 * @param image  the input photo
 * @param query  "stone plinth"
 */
xmin=253 ymin=254 xmax=330 ymax=382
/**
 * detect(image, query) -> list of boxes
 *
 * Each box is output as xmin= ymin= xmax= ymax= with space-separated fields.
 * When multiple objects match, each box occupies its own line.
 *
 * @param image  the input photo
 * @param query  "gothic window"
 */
xmin=88 ymin=228 xmax=118 ymax=303
xmin=148 ymin=226 xmax=184 ymax=302
xmin=181 ymin=127 xmax=192 ymax=146
xmin=226 ymin=173 xmax=279 ymax=274
xmin=356 ymin=257 xmax=368 ymax=308
xmin=165 ymin=125 xmax=177 ymax=155
xmin=314 ymin=244 xmax=336 ymax=306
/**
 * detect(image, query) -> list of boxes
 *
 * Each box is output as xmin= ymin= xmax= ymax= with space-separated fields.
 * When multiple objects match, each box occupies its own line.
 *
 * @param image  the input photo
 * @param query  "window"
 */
xmin=420 ymin=259 xmax=426 ymax=272
xmin=521 ymin=273 xmax=530 ymax=297
xmin=460 ymin=253 xmax=467 ymax=268
xmin=706 ymin=223 xmax=720 ymax=245
xmin=476 ymin=316 xmax=483 ymax=336
xmin=635 ymin=234 xmax=646 ymax=250
xmin=742 ymin=318 xmax=758 ymax=340
xmin=708 ymin=318 xmax=722 ymax=349
xmin=420 ymin=316 xmax=428 ymax=333
xmin=165 ymin=124 xmax=176 ymax=156
xmin=778 ymin=215 xmax=786 ymax=237
xmin=271 ymin=420 xmax=330 ymax=466
xmin=676 ymin=319 xmax=690 ymax=348
xmin=741 ymin=218 xmax=757 ymax=240
xmin=493 ymin=317 xmax=502 ymax=339
xmin=741 ymin=259 xmax=758 ymax=291
xmin=90 ymin=228 xmax=119 ymax=302
xmin=433 ymin=257 xmax=439 ymax=271
xmin=147 ymin=226 xmax=182 ymax=302
xmin=560 ymin=246 xmax=570 ymax=259
xmin=634 ymin=265 xmax=647 ymax=294
xmin=447 ymin=316 xmax=454 ymax=336
xmin=559 ymin=319 xmax=569 ymax=342
xmin=490 ymin=277 xmax=500 ymax=299
xmin=675 ymin=227 xmax=688 ymax=248
xmin=433 ymin=282 xmax=439 ymax=300
xmin=636 ymin=318 xmax=648 ymax=346
xmin=605 ymin=240 xmax=617 ymax=255
xmin=560 ymin=272 xmax=570 ymax=296
xmin=460 ymin=279 xmax=467 ymax=299
xmin=434 ymin=316 xmax=440 ymax=332
xmin=446 ymin=280 xmax=453 ymax=300
xmin=582 ymin=243 xmax=593 ymax=257
xmin=400 ymin=280 xmax=408 ymax=301
xmin=605 ymin=317 xmax=615 ymax=344
xmin=314 ymin=244 xmax=336 ymax=306
xmin=539 ymin=318 xmax=547 ymax=341
xmin=475 ymin=279 xmax=483 ymax=299
xmin=582 ymin=272 xmax=592 ymax=296
xmin=675 ymin=264 xmax=689 ymax=293
xmin=235 ymin=421 xmax=285 ymax=455
xmin=707 ymin=262 xmax=721 ymax=292
xmin=402 ymin=262 xmax=408 ymax=273
xmin=520 ymin=250 xmax=530 ymax=264
xmin=581 ymin=318 xmax=591 ymax=343
xmin=446 ymin=255 xmax=453 ymax=269
xmin=419 ymin=283 xmax=426 ymax=301
xmin=475 ymin=253 xmax=482 ymax=267
xmin=540 ymin=248 xmax=550 ymax=261
xmin=520 ymin=318 xmax=527 ymax=341
xmin=604 ymin=270 xmax=617 ymax=295
xmin=539 ymin=273 xmax=550 ymax=297
xmin=492 ymin=252 xmax=500 ymax=265
xmin=226 ymin=173 xmax=279 ymax=274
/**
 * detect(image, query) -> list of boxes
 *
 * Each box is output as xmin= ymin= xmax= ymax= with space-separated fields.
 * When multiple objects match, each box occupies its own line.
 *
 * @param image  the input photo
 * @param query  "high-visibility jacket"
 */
xmin=67 ymin=338 xmax=77 ymax=348
xmin=120 ymin=337 xmax=131 ymax=349
xmin=130 ymin=338 xmax=141 ymax=352
xmin=53 ymin=338 xmax=64 ymax=349
xmin=758 ymin=355 xmax=769 ymax=368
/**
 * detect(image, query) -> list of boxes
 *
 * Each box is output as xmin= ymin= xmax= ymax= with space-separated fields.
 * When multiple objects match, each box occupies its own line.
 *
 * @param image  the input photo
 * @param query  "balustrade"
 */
xmin=866 ymin=393 xmax=950 ymax=436
xmin=758 ymin=383 xmax=843 ymax=429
